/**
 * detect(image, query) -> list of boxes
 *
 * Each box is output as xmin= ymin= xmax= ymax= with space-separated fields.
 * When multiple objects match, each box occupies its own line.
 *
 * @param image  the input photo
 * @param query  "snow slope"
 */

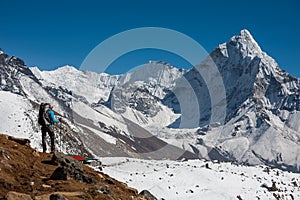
xmin=101 ymin=157 xmax=300 ymax=200
xmin=0 ymin=91 xmax=40 ymax=147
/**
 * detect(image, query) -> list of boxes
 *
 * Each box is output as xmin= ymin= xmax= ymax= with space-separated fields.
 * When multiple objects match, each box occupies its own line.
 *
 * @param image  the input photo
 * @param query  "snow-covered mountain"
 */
xmin=0 ymin=50 xmax=195 ymax=161
xmin=105 ymin=61 xmax=185 ymax=127
xmin=1 ymin=29 xmax=299 ymax=174
xmin=31 ymin=65 xmax=120 ymax=104
xmin=150 ymin=29 xmax=300 ymax=172
xmin=31 ymin=61 xmax=185 ymax=127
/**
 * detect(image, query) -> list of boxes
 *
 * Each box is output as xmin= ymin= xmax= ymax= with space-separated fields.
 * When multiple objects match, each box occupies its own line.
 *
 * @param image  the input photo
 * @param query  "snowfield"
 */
xmin=101 ymin=157 xmax=300 ymax=200
xmin=0 ymin=91 xmax=41 ymax=148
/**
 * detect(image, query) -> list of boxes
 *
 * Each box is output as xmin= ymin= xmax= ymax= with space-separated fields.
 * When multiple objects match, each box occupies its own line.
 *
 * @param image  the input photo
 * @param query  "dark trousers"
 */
xmin=41 ymin=125 xmax=55 ymax=152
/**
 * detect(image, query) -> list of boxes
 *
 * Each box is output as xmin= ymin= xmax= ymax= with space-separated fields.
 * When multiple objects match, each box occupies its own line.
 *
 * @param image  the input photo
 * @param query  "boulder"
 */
xmin=50 ymin=167 xmax=68 ymax=180
xmin=50 ymin=152 xmax=95 ymax=183
xmin=5 ymin=191 xmax=32 ymax=200
xmin=51 ymin=152 xmax=83 ymax=171
xmin=99 ymin=186 xmax=111 ymax=195
xmin=139 ymin=190 xmax=157 ymax=200
xmin=35 ymin=192 xmax=85 ymax=200
xmin=50 ymin=194 xmax=68 ymax=200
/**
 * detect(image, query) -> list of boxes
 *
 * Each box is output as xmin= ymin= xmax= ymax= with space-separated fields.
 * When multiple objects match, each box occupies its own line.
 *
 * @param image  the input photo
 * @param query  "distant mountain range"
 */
xmin=0 ymin=29 xmax=299 ymax=172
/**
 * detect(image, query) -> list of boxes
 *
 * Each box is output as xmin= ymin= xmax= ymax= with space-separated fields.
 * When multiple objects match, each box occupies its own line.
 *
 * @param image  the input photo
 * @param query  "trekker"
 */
xmin=39 ymin=103 xmax=62 ymax=153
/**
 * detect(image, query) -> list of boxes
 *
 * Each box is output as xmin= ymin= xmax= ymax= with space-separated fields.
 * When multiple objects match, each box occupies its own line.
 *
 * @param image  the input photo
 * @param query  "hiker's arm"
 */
xmin=52 ymin=109 xmax=63 ymax=117
xmin=49 ymin=110 xmax=60 ymax=123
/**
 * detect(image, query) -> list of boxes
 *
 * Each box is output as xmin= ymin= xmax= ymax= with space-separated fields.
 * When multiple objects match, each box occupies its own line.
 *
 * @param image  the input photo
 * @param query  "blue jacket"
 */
xmin=48 ymin=109 xmax=59 ymax=123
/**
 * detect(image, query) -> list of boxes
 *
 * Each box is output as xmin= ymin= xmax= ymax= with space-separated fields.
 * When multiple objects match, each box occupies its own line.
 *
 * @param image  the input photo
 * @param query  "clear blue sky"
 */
xmin=0 ymin=0 xmax=299 ymax=77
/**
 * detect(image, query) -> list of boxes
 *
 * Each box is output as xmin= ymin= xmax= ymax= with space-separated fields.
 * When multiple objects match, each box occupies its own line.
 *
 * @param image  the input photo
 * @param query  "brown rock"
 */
xmin=54 ymin=192 xmax=86 ymax=199
xmin=35 ymin=192 xmax=85 ymax=200
xmin=99 ymin=186 xmax=111 ymax=195
xmin=32 ymin=150 xmax=40 ymax=157
xmin=8 ymin=136 xmax=30 ymax=146
xmin=41 ymin=184 xmax=51 ymax=188
xmin=34 ymin=195 xmax=49 ymax=200
xmin=5 ymin=191 xmax=32 ymax=200
xmin=97 ymin=173 xmax=104 ymax=179
xmin=127 ymin=187 xmax=138 ymax=195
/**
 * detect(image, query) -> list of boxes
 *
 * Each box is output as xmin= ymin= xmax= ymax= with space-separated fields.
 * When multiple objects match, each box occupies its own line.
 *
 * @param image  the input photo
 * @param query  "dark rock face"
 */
xmin=50 ymin=152 xmax=95 ymax=183
xmin=0 ymin=53 xmax=38 ymax=96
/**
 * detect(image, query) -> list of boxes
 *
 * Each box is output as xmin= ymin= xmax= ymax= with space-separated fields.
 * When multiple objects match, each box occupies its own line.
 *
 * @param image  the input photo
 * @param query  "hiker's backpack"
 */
xmin=38 ymin=103 xmax=51 ymax=126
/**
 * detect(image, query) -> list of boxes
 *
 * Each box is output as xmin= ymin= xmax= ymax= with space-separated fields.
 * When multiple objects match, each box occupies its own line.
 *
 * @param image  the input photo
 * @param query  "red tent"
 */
xmin=70 ymin=155 xmax=85 ymax=161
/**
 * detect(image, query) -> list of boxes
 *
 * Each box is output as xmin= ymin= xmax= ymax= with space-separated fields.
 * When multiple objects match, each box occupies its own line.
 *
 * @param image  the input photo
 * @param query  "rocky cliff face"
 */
xmin=0 ymin=52 xmax=38 ymax=96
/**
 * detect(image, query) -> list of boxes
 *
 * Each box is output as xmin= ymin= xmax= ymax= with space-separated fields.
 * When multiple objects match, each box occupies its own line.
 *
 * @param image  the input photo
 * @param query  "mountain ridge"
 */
xmin=0 ymin=29 xmax=299 ymax=173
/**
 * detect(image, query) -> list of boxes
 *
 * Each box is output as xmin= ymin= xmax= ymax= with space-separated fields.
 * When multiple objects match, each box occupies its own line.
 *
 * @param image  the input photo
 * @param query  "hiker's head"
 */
xmin=49 ymin=104 xmax=54 ymax=109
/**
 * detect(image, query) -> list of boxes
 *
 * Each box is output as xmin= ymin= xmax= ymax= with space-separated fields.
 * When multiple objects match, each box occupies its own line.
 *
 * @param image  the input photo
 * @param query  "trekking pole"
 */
xmin=59 ymin=124 xmax=62 ymax=152
xmin=55 ymin=123 xmax=62 ymax=152
xmin=57 ymin=119 xmax=69 ymax=153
